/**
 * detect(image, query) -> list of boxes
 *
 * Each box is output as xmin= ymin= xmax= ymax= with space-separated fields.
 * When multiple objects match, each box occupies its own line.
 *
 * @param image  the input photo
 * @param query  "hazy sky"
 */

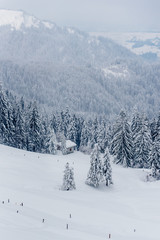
xmin=0 ymin=0 xmax=159 ymax=32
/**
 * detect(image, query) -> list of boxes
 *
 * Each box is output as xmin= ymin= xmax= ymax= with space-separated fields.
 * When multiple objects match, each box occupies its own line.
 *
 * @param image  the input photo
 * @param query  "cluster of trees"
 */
xmin=0 ymin=85 xmax=109 ymax=153
xmin=86 ymin=145 xmax=113 ymax=187
xmin=62 ymin=145 xmax=112 ymax=191
xmin=0 ymin=85 xmax=111 ymax=152
xmin=110 ymin=110 xmax=160 ymax=180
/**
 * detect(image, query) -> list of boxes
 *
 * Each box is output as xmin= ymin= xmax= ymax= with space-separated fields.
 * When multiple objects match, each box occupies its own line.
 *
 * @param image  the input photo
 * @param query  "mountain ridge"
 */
xmin=0 ymin=9 xmax=56 ymax=30
xmin=0 ymin=9 xmax=160 ymax=117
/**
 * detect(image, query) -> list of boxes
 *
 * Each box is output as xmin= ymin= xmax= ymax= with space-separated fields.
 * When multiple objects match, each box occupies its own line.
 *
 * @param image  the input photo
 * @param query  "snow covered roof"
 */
xmin=57 ymin=140 xmax=76 ymax=148
xmin=66 ymin=140 xmax=76 ymax=148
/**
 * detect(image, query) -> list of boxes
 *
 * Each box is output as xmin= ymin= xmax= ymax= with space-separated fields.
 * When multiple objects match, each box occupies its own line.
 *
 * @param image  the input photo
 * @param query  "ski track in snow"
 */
xmin=0 ymin=144 xmax=160 ymax=240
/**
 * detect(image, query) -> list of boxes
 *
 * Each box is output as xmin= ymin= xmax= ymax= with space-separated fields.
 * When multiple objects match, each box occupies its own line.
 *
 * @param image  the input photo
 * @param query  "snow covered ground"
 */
xmin=0 ymin=144 xmax=160 ymax=240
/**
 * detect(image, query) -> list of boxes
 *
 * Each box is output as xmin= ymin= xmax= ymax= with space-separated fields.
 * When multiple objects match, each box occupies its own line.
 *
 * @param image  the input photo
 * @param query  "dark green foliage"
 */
xmin=132 ymin=115 xmax=152 ymax=168
xmin=110 ymin=110 xmax=133 ymax=167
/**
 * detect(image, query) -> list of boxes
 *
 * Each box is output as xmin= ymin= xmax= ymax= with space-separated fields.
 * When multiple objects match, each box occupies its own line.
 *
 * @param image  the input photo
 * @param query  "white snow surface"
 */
xmin=102 ymin=65 xmax=129 ymax=79
xmin=0 ymin=9 xmax=54 ymax=30
xmin=0 ymin=144 xmax=160 ymax=240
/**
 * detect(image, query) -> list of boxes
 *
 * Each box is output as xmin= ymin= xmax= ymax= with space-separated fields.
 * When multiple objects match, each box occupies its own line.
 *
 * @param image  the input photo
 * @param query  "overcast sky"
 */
xmin=0 ymin=0 xmax=159 ymax=32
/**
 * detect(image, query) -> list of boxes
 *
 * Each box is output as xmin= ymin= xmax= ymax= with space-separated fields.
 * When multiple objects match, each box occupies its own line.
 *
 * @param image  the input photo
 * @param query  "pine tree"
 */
xmin=133 ymin=115 xmax=152 ymax=168
xmin=48 ymin=129 xmax=57 ymax=154
xmin=61 ymin=133 xmax=67 ymax=155
xmin=28 ymin=102 xmax=42 ymax=152
xmin=85 ymin=144 xmax=103 ymax=187
xmin=150 ymin=139 xmax=160 ymax=179
xmin=103 ymin=149 xmax=113 ymax=186
xmin=110 ymin=110 xmax=133 ymax=167
xmin=150 ymin=118 xmax=158 ymax=142
xmin=156 ymin=112 xmax=160 ymax=138
xmin=97 ymin=121 xmax=108 ymax=153
xmin=80 ymin=120 xmax=92 ymax=152
xmin=61 ymin=162 xmax=76 ymax=191
xmin=67 ymin=114 xmax=77 ymax=143
xmin=44 ymin=124 xmax=57 ymax=154
xmin=13 ymin=106 xmax=26 ymax=149
xmin=90 ymin=117 xmax=99 ymax=149
xmin=0 ymin=84 xmax=10 ymax=144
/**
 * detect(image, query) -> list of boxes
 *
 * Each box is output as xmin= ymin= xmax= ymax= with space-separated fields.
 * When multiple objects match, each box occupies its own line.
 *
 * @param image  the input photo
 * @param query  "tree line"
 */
xmin=0 ymin=86 xmax=160 ymax=180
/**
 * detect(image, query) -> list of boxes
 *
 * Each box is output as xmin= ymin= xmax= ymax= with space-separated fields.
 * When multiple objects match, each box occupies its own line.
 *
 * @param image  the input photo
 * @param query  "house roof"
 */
xmin=57 ymin=140 xmax=76 ymax=148
xmin=66 ymin=140 xmax=76 ymax=148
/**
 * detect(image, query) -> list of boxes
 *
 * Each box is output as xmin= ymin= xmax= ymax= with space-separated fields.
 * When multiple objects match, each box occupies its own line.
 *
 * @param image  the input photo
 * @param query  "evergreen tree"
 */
xmin=103 ymin=149 xmax=113 ymax=186
xmin=61 ymin=133 xmax=67 ymax=155
xmin=67 ymin=114 xmax=77 ymax=143
xmin=48 ymin=127 xmax=57 ymax=154
xmin=90 ymin=117 xmax=99 ymax=149
xmin=110 ymin=110 xmax=133 ymax=167
xmin=61 ymin=162 xmax=76 ymax=191
xmin=97 ymin=121 xmax=108 ymax=153
xmin=28 ymin=102 xmax=42 ymax=152
xmin=13 ymin=106 xmax=26 ymax=149
xmin=0 ymin=84 xmax=10 ymax=144
xmin=150 ymin=118 xmax=158 ymax=142
xmin=80 ymin=120 xmax=92 ymax=152
xmin=133 ymin=115 xmax=152 ymax=168
xmin=61 ymin=107 xmax=71 ymax=136
xmin=43 ymin=122 xmax=57 ymax=154
xmin=85 ymin=144 xmax=103 ymax=187
xmin=156 ymin=112 xmax=160 ymax=138
xmin=150 ymin=139 xmax=160 ymax=179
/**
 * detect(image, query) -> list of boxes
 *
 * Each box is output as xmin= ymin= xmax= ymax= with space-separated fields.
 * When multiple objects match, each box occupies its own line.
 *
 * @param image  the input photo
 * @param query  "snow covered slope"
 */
xmin=0 ymin=144 xmax=160 ymax=240
xmin=0 ymin=9 xmax=54 ymax=30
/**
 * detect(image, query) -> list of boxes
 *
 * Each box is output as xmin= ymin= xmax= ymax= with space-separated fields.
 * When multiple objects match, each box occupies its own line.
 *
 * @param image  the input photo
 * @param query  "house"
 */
xmin=57 ymin=140 xmax=77 ymax=154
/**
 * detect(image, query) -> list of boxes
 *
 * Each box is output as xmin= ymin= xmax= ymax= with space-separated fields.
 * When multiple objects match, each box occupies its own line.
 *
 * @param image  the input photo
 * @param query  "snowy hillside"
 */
xmin=0 ymin=144 xmax=160 ymax=240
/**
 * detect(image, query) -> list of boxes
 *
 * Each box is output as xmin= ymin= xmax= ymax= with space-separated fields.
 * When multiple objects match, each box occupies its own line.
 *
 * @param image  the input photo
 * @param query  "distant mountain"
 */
xmin=0 ymin=9 xmax=160 ymax=118
xmin=0 ymin=10 xmax=134 ymax=65
xmin=90 ymin=32 xmax=160 ymax=62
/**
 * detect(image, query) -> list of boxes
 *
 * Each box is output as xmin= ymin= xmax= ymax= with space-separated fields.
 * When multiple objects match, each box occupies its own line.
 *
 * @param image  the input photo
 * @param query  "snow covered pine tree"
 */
xmin=149 ymin=139 xmax=160 ymax=180
xmin=110 ymin=110 xmax=133 ymax=167
xmin=85 ymin=144 xmax=103 ymax=187
xmin=61 ymin=162 xmax=76 ymax=191
xmin=103 ymin=149 xmax=113 ymax=186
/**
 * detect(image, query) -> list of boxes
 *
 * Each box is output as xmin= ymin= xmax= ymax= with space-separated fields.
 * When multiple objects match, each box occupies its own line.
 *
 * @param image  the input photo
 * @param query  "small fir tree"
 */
xmin=103 ymin=149 xmax=113 ymax=186
xmin=61 ymin=162 xmax=76 ymax=191
xmin=85 ymin=144 xmax=103 ymax=187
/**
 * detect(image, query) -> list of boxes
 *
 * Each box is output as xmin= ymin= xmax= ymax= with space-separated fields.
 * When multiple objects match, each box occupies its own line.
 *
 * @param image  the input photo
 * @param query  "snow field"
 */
xmin=0 ymin=144 xmax=160 ymax=240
